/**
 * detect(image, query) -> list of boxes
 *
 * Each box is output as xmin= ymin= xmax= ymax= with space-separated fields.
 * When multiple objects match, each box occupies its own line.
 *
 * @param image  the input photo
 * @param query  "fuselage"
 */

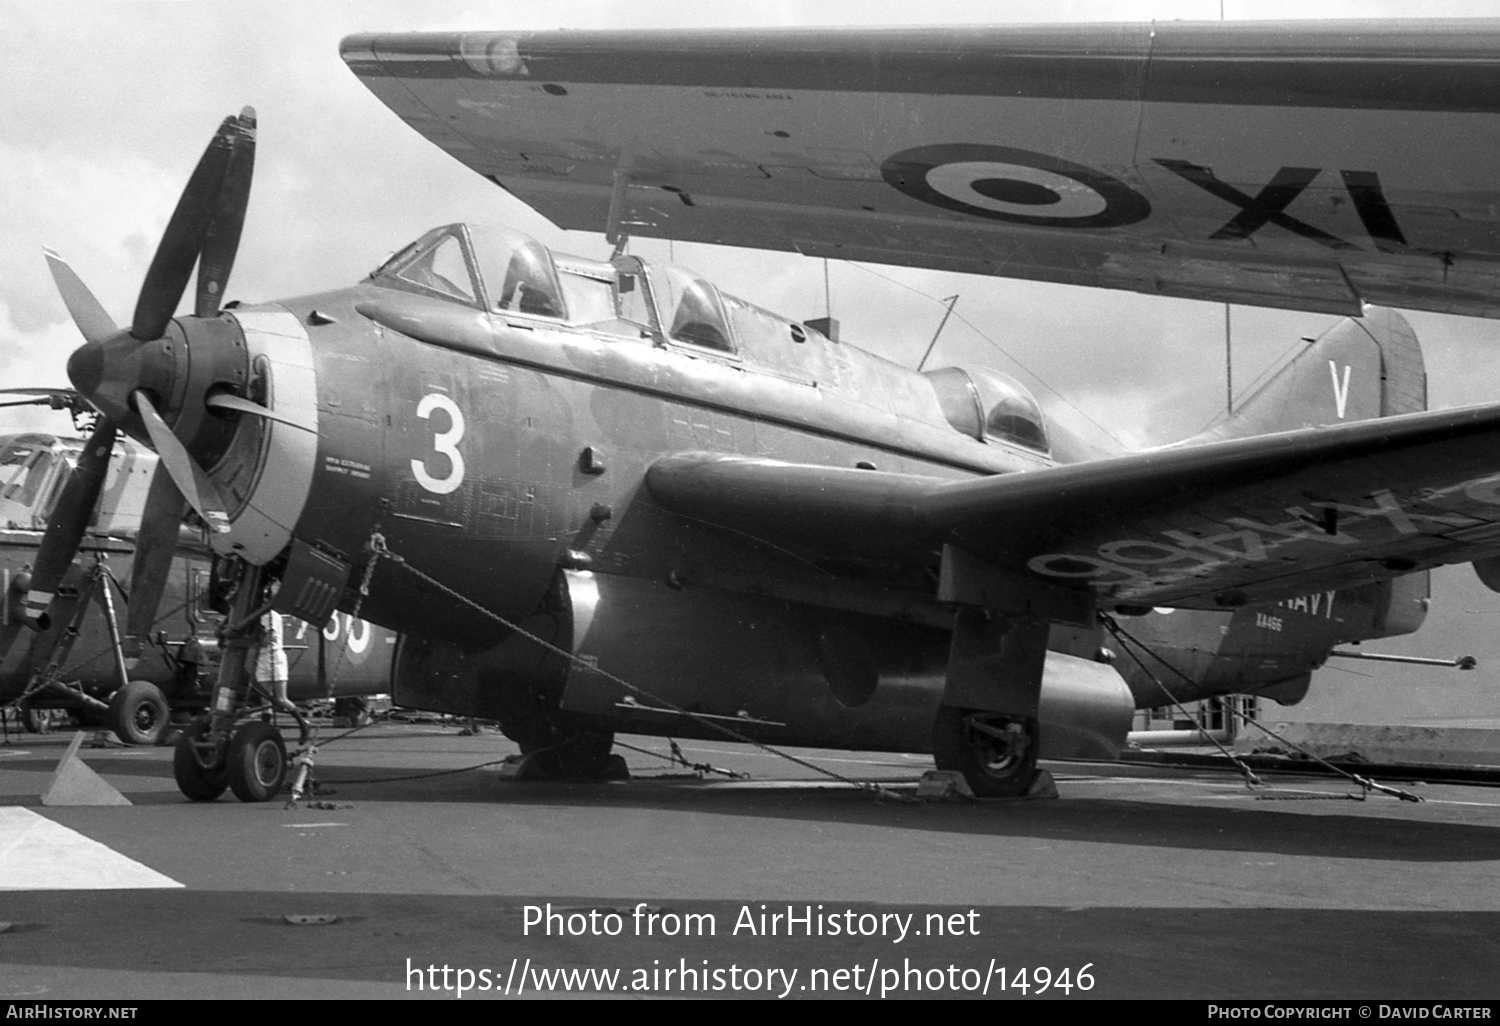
xmin=148 ymin=221 xmax=1418 ymax=753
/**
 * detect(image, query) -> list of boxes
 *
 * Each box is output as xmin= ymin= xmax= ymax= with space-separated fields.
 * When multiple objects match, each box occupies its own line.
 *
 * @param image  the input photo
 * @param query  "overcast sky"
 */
xmin=5 ymin=1 xmax=1500 ymax=718
xmin=5 ymin=0 xmax=1500 ymax=443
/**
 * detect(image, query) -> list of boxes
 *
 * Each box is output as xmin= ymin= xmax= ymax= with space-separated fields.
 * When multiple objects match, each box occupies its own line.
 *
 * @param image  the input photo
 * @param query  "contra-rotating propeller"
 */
xmin=28 ymin=107 xmax=289 ymax=635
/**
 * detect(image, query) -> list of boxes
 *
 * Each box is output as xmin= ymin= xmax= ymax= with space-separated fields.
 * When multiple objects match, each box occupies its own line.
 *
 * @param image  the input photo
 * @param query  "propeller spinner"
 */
xmin=27 ymin=107 xmax=274 ymax=631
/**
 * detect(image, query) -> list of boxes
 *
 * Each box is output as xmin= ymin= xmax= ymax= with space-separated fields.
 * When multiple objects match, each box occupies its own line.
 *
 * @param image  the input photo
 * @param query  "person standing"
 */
xmin=250 ymin=608 xmax=309 ymax=744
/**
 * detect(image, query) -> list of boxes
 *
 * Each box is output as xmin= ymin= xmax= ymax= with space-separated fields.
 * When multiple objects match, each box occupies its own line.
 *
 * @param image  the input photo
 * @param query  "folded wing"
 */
xmin=343 ymin=21 xmax=1500 ymax=318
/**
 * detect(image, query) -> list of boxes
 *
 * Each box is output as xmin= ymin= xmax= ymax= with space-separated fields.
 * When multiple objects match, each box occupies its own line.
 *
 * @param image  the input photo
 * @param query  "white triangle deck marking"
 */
xmin=0 ymin=807 xmax=182 ymax=890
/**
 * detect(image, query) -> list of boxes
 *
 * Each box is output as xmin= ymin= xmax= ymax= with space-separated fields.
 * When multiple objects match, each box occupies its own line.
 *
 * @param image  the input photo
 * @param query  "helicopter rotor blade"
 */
xmin=0 ymin=388 xmax=87 ymax=414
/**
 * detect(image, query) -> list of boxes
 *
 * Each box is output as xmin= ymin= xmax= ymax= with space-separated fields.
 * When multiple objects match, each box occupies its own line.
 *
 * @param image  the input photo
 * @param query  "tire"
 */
xmin=333 ymin=696 xmax=370 ymax=728
xmin=226 ymin=721 xmax=288 ymax=803
xmin=931 ymin=705 xmax=1039 ymax=798
xmin=173 ymin=718 xmax=228 ymax=802
xmin=515 ymin=728 xmax=617 ymax=781
xmin=108 ymin=681 xmax=170 ymax=746
xmin=19 ymin=702 xmax=51 ymax=734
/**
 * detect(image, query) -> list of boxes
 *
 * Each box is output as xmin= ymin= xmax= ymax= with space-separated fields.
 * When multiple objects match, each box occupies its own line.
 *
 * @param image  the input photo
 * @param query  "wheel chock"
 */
xmin=40 ymin=732 xmax=131 ymax=807
xmin=1026 ymin=768 xmax=1059 ymax=799
xmin=916 ymin=768 xmax=1059 ymax=801
xmin=494 ymin=753 xmax=544 ymax=780
xmin=916 ymin=770 xmax=975 ymax=799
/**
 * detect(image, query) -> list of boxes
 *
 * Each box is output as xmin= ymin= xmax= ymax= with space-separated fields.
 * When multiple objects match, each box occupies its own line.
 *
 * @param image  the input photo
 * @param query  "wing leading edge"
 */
xmin=344 ymin=21 xmax=1500 ymax=319
xmin=646 ymin=402 xmax=1500 ymax=610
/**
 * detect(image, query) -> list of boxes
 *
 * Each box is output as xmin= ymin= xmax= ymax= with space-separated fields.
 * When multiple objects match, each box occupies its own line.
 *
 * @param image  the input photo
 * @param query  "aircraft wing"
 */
xmin=343 ymin=22 xmax=1500 ymax=319
xmin=645 ymin=403 xmax=1500 ymax=610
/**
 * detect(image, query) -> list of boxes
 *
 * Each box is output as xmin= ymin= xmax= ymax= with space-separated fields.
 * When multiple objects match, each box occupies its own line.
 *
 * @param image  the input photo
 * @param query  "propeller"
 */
xmin=122 ymin=463 xmax=190 ymax=648
xmin=27 ymin=106 xmax=266 ymax=633
xmin=23 ymin=419 xmax=117 ymax=630
xmin=43 ymin=249 xmax=116 ymax=343
xmin=132 ymin=389 xmax=230 ymax=532
xmin=204 ymin=392 xmax=315 ymax=431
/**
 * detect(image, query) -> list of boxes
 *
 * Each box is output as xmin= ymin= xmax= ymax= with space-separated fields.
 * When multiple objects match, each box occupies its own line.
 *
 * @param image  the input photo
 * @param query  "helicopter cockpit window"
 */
xmin=391 ymin=231 xmax=478 ymax=304
xmin=656 ymin=267 xmax=734 ymax=353
xmin=35 ymin=454 xmax=75 ymax=524
xmin=468 ymin=223 xmax=566 ymax=320
xmin=0 ymin=445 xmax=55 ymax=508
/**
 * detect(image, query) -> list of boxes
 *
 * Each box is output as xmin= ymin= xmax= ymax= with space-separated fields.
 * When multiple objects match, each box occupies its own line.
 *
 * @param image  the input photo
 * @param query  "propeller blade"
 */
xmin=43 ymin=250 xmax=117 ymax=344
xmin=195 ymin=107 xmax=256 ymax=319
xmin=131 ymin=113 xmax=241 ymax=340
xmin=24 ymin=419 xmax=118 ymax=628
xmin=205 ymin=392 xmax=315 ymax=432
xmin=124 ymin=462 xmax=188 ymax=643
xmin=132 ymin=390 xmax=230 ymax=534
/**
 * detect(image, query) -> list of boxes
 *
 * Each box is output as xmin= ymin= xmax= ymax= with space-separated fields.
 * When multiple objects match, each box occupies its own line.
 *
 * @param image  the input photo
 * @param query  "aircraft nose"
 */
xmin=64 ymin=336 xmax=103 ymax=401
xmin=66 ymin=324 xmax=185 ymax=428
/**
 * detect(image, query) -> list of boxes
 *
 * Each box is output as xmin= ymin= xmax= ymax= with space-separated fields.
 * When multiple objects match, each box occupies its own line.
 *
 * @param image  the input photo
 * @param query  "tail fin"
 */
xmin=1186 ymin=306 xmax=1425 ymax=444
xmin=1186 ymin=307 xmax=1432 ymax=648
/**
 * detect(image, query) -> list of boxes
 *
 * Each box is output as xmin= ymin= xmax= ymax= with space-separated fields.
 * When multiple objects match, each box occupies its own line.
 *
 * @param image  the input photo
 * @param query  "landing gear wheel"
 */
xmin=931 ymin=705 xmax=1039 ymax=798
xmin=515 ymin=729 xmax=619 ymax=781
xmin=226 ymin=721 xmax=288 ymax=803
xmin=108 ymin=681 xmax=170 ymax=746
xmin=173 ymin=719 xmax=228 ymax=802
xmin=19 ymin=702 xmax=52 ymax=734
xmin=333 ymin=696 xmax=370 ymax=728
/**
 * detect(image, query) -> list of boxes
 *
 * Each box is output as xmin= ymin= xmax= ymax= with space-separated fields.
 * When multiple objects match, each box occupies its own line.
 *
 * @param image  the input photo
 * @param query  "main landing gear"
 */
xmin=171 ymin=560 xmax=296 ymax=803
xmin=931 ymin=705 xmax=1040 ymax=798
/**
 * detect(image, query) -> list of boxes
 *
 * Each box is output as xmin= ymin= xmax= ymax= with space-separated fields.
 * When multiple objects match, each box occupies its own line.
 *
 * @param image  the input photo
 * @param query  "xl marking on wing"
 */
xmin=1155 ymin=159 xmax=1407 ymax=250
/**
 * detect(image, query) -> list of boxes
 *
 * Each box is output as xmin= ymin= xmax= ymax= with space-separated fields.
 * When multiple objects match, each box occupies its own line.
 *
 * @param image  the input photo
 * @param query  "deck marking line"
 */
xmin=0 ymin=807 xmax=182 ymax=890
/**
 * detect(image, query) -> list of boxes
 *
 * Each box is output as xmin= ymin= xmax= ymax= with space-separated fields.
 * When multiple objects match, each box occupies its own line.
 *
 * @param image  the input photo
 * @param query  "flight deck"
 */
xmin=2 ymin=722 xmax=1498 ymax=1001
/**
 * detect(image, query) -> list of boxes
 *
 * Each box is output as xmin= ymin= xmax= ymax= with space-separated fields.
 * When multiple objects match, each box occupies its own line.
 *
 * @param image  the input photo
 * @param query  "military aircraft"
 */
xmin=27 ymin=21 xmax=1500 ymax=804
xmin=0 ymin=409 xmax=393 ymax=747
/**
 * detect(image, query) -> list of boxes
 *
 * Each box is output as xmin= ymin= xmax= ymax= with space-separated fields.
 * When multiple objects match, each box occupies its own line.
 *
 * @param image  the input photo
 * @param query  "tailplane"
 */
xmin=1185 ymin=306 xmax=1425 ymax=444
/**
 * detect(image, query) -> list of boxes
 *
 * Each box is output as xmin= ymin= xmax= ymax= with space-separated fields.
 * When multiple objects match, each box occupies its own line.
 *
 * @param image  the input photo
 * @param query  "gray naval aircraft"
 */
xmin=25 ymin=19 xmax=1500 ymax=802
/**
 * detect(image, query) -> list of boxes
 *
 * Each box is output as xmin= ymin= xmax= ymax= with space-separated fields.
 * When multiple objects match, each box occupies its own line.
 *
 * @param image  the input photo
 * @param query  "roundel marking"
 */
xmin=882 ymin=144 xmax=1150 ymax=228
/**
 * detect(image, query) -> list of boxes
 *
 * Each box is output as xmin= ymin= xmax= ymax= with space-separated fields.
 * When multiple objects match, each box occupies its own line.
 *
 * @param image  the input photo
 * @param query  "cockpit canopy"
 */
xmin=371 ymin=223 xmax=567 ymax=318
xmin=924 ymin=367 xmax=1049 ymax=453
xmin=369 ymin=223 xmax=765 ymax=356
xmin=655 ymin=266 xmax=734 ymax=352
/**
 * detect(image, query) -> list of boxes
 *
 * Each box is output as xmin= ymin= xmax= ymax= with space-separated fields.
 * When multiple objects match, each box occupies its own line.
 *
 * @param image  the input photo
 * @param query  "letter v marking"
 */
xmin=1329 ymin=361 xmax=1352 ymax=419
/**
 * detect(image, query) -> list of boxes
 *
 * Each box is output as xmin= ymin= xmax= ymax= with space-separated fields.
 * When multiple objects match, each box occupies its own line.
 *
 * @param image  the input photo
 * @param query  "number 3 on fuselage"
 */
xmin=412 ymin=392 xmax=466 ymax=495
